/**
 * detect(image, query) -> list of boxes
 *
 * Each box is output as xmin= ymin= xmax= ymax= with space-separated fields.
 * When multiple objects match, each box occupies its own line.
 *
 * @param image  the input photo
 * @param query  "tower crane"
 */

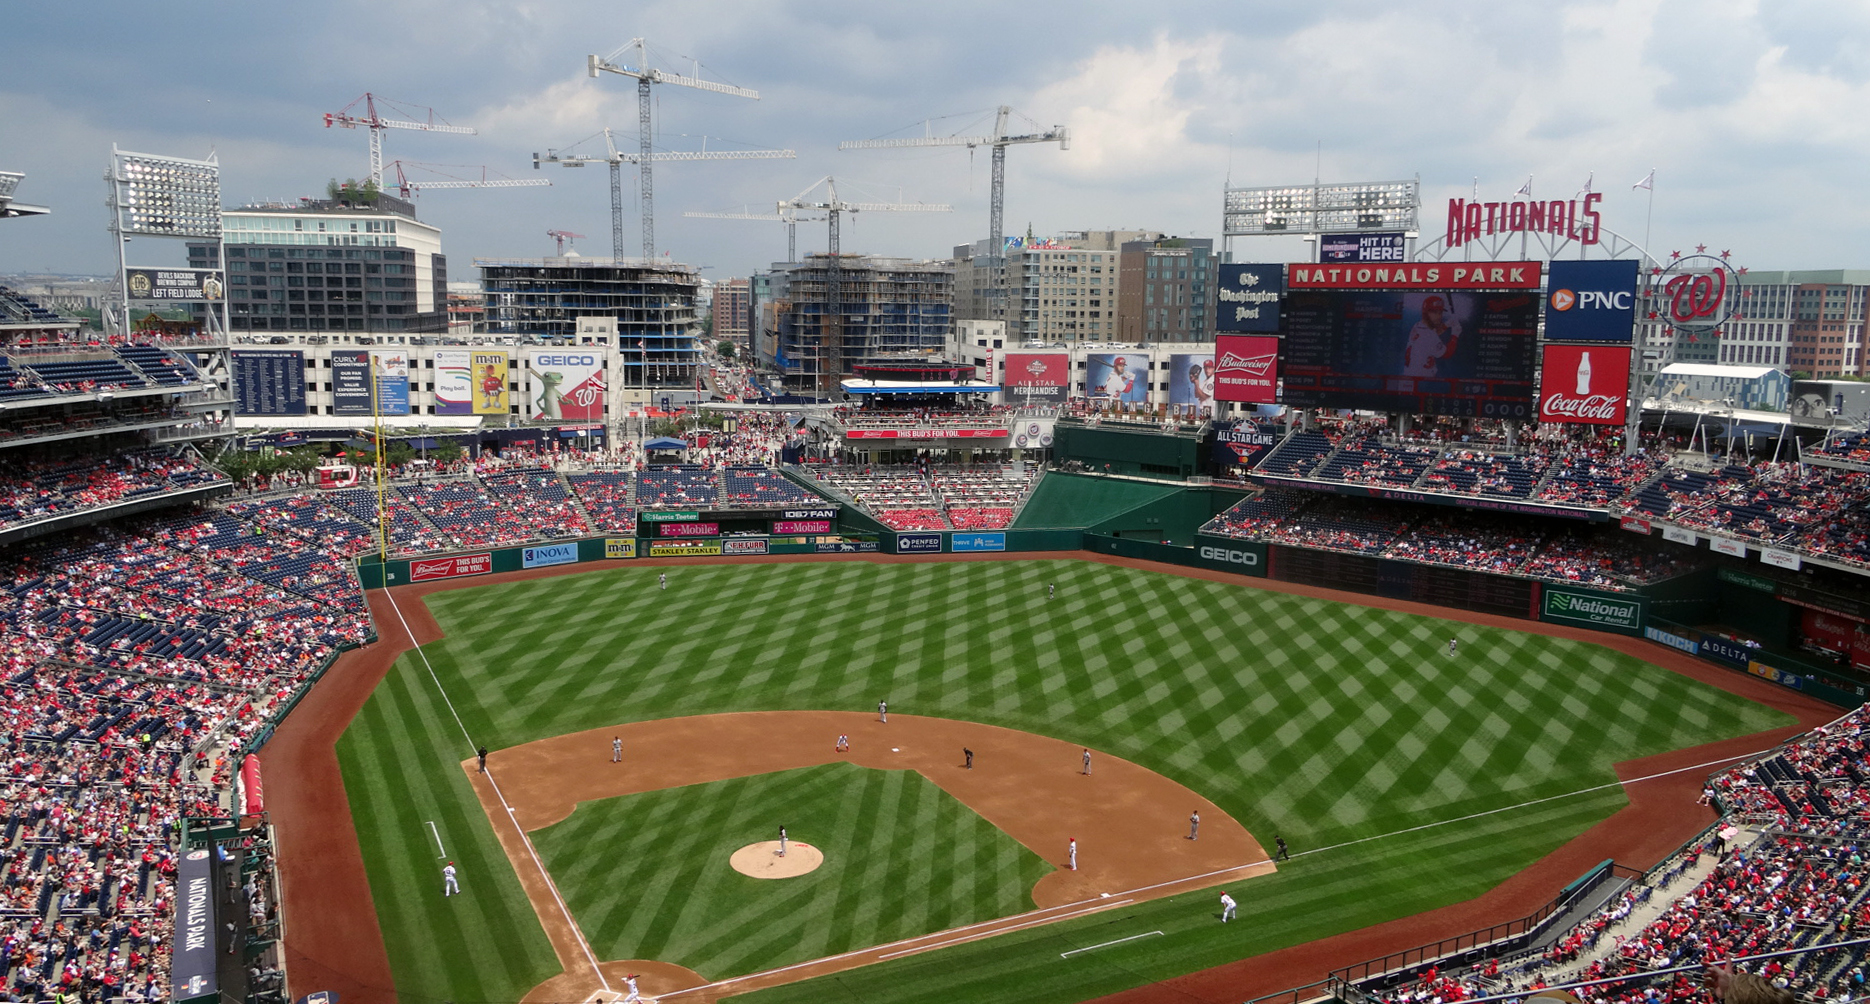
xmin=546 ymin=230 xmax=587 ymax=254
xmin=534 ymin=128 xmax=793 ymax=260
xmin=384 ymin=161 xmax=551 ymax=199
xmin=840 ymin=106 xmax=1067 ymax=318
xmin=682 ymin=205 xmax=825 ymax=264
xmin=324 ymin=93 xmax=477 ymax=187
xmin=774 ymin=176 xmax=951 ymax=390
xmin=587 ymin=38 xmax=765 ymax=260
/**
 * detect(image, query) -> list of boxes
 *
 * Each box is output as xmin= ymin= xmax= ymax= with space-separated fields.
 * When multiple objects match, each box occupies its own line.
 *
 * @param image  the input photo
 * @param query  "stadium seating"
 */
xmin=636 ymin=467 xmax=720 ymax=508
xmin=117 ymin=344 xmax=202 ymax=387
xmin=807 ymin=464 xmax=1037 ymax=531
xmin=1418 ymin=449 xmax=1551 ymax=498
xmin=721 ymin=466 xmax=816 ymax=505
xmin=1314 ymin=437 xmax=1441 ymax=487
xmin=1257 ymin=431 xmax=1337 ymax=477
xmin=565 ymin=471 xmax=637 ymax=533
xmin=0 ymin=453 xmax=227 ymax=532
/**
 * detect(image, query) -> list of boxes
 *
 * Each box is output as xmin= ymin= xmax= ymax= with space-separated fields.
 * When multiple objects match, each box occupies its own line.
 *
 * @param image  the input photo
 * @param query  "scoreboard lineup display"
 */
xmin=1271 ymin=261 xmax=1546 ymax=419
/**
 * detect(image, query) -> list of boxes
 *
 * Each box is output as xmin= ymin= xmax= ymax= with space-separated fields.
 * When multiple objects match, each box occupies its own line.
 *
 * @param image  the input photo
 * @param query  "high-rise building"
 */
xmin=1116 ymin=237 xmax=1216 ymax=343
xmin=953 ymin=230 xmax=1159 ymax=343
xmin=762 ymin=253 xmax=952 ymax=392
xmin=477 ymin=256 xmax=703 ymax=389
xmin=187 ymin=193 xmax=446 ymax=335
xmin=711 ymin=277 xmax=751 ymax=351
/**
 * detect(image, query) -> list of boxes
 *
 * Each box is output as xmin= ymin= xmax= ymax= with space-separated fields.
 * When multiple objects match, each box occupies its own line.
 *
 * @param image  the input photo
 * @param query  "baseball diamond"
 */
xmin=309 ymin=555 xmax=1801 ymax=1004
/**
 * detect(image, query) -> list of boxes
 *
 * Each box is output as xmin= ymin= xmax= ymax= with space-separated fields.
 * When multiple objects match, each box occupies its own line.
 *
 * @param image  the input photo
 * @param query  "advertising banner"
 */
xmin=472 ymin=351 xmax=510 ymax=415
xmin=896 ymin=532 xmax=944 ymax=553
xmin=1288 ymin=262 xmax=1542 ymax=290
xmin=1790 ymin=380 xmax=1870 ymax=427
xmin=1211 ymin=420 xmax=1280 ymax=470
xmin=1539 ymin=344 xmax=1630 ymax=425
xmin=527 ymin=350 xmax=606 ymax=421
xmin=1544 ymin=260 xmax=1638 ymax=343
xmin=649 ymin=539 xmax=723 ymax=557
xmin=1700 ymin=635 xmax=1754 ymax=667
xmin=782 ymin=507 xmax=839 ymax=521
xmin=1320 ymin=234 xmax=1407 ymax=263
xmin=1086 ymin=353 xmax=1150 ymax=403
xmin=409 ymin=553 xmax=493 ymax=582
xmin=1003 ymin=352 xmax=1070 ymax=405
xmin=521 ymin=543 xmax=579 ymax=568
xmin=331 ymin=349 xmax=373 ymax=416
xmin=1644 ymin=625 xmax=1700 ymax=655
xmin=1541 ymin=587 xmax=1645 ymax=634
xmin=1194 ymin=536 xmax=1267 ymax=575
xmin=1281 ymin=288 xmax=1539 ymax=418
xmin=1800 ymin=608 xmax=1858 ymax=654
xmin=815 ymin=536 xmax=880 ymax=553
xmin=371 ymin=349 xmax=411 ymax=416
xmin=641 ymin=511 xmax=701 ymax=522
xmin=846 ymin=428 xmax=1009 ymax=440
xmin=1761 ymin=549 xmax=1802 ymax=570
xmin=1215 ymin=264 xmax=1283 ymax=332
xmin=1662 ymin=525 xmax=1698 ymax=545
xmin=127 ymin=267 xmax=224 ymax=302
xmin=723 ymin=538 xmax=770 ymax=555
xmin=1710 ymin=537 xmax=1748 ymax=557
xmin=231 ymin=350 xmax=307 ymax=416
xmin=433 ymin=350 xmax=473 ymax=416
xmin=1748 ymin=660 xmax=1805 ymax=690
xmin=774 ymin=520 xmax=832 ymax=534
xmin=1213 ymin=335 xmax=1280 ymax=403
xmin=604 ymin=538 xmax=638 ymax=559
xmin=1620 ymin=515 xmax=1652 ymax=534
xmin=171 ymin=848 xmax=218 ymax=1002
xmin=659 ymin=522 xmax=720 ymax=537
xmin=1167 ymin=353 xmax=1216 ymax=415
xmin=951 ymin=532 xmax=1007 ymax=552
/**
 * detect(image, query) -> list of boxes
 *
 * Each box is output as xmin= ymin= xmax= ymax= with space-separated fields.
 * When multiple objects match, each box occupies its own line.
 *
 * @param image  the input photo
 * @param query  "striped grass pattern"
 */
xmin=336 ymin=559 xmax=1790 ymax=1004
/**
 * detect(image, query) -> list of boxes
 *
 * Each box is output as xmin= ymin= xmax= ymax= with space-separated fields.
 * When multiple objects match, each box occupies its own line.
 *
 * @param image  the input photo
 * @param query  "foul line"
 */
xmin=426 ymin=820 xmax=446 ymax=859
xmin=1060 ymin=930 xmax=1164 ymax=959
xmin=381 ymin=586 xmax=611 ymax=994
xmin=877 ymin=900 xmax=1134 ymax=960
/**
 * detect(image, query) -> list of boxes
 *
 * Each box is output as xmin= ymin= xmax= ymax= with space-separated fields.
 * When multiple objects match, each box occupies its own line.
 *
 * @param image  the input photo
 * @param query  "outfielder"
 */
xmin=658 ymin=572 xmax=667 ymax=591
xmin=1219 ymin=891 xmax=1236 ymax=922
xmin=442 ymin=861 xmax=459 ymax=897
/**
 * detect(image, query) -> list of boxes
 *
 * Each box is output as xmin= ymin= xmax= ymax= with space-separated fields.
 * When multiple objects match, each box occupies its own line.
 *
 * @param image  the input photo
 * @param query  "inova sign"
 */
xmin=1542 ymin=588 xmax=1643 ymax=633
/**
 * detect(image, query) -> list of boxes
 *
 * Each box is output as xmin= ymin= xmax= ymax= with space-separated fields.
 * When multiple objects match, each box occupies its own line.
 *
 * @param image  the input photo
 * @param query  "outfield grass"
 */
xmin=335 ymin=559 xmax=1792 ymax=1004
xmin=532 ymin=763 xmax=1052 ymax=977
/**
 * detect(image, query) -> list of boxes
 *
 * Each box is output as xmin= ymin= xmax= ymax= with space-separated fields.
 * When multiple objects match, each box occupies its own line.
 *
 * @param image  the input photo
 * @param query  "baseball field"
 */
xmin=332 ymin=557 xmax=1794 ymax=1004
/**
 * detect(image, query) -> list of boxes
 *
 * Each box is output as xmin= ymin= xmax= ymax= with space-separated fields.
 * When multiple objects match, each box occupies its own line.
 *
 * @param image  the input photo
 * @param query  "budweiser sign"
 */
xmin=409 ymin=552 xmax=493 ymax=582
xmin=1213 ymin=335 xmax=1279 ymax=403
xmin=1538 ymin=344 xmax=1629 ymax=426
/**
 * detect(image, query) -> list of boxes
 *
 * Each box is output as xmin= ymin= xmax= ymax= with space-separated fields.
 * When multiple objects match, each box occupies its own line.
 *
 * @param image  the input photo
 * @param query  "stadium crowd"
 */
xmin=0 ymin=453 xmax=227 ymax=533
xmin=807 ymin=463 xmax=1037 ymax=531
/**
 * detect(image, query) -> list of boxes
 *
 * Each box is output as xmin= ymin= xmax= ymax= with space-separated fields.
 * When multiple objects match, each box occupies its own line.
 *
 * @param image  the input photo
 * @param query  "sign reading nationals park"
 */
xmin=1287 ymin=263 xmax=1542 ymax=290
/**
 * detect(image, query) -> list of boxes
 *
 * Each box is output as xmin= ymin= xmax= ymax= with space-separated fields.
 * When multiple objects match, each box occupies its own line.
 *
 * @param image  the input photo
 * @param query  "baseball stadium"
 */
xmin=5 ymin=161 xmax=1870 ymax=1004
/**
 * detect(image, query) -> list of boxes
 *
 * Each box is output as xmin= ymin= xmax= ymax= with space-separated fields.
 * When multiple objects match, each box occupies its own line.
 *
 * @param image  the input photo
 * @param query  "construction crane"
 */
xmin=384 ymin=161 xmax=550 ymax=199
xmin=324 ymin=93 xmax=477 ymax=187
xmin=534 ymin=127 xmax=793 ymax=260
xmin=682 ymin=205 xmax=825 ymax=264
xmin=775 ymin=177 xmax=951 ymax=390
xmin=840 ymin=106 xmax=1067 ymax=318
xmin=546 ymin=230 xmax=587 ymax=254
xmin=587 ymin=38 xmax=764 ymax=260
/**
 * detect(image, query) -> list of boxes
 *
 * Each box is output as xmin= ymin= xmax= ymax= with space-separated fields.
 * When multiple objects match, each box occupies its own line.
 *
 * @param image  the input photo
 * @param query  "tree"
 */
xmin=718 ymin=340 xmax=737 ymax=359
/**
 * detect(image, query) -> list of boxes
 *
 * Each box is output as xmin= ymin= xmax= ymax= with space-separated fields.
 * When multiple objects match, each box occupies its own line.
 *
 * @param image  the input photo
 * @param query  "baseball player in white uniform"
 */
xmin=1219 ymin=891 xmax=1237 ymax=922
xmin=658 ymin=572 xmax=667 ymax=590
xmin=622 ymin=972 xmax=641 ymax=1002
xmin=777 ymin=825 xmax=788 ymax=857
xmin=1188 ymin=810 xmax=1200 ymax=840
xmin=878 ymin=699 xmax=888 ymax=723
xmin=1068 ymin=837 xmax=1077 ymax=871
xmin=1081 ymin=748 xmax=1092 ymax=775
xmin=442 ymin=861 xmax=459 ymax=897
xmin=611 ymin=736 xmax=622 ymax=763
xmin=1097 ymin=356 xmax=1137 ymax=400
xmin=1402 ymin=295 xmax=1461 ymax=377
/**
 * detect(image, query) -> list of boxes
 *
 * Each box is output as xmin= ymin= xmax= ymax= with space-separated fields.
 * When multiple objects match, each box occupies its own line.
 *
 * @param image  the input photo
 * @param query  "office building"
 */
xmin=1116 ymin=237 xmax=1216 ymax=343
xmin=763 ymin=254 xmax=952 ymax=392
xmin=711 ymin=277 xmax=751 ymax=350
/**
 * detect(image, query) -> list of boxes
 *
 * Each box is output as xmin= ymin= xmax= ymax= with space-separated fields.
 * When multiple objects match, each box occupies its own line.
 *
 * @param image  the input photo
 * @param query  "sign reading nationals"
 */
xmin=409 ymin=553 xmax=493 ymax=581
xmin=1287 ymin=262 xmax=1542 ymax=290
xmin=845 ymin=428 xmax=1008 ymax=440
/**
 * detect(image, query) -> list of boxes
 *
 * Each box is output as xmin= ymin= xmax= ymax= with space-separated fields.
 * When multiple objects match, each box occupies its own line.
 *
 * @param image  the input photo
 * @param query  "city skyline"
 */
xmin=4 ymin=0 xmax=1868 ymax=278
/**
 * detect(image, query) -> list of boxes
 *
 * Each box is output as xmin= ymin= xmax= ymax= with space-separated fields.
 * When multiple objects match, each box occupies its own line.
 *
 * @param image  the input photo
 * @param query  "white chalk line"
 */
xmin=877 ymin=900 xmax=1135 ymax=960
xmin=382 ymin=585 xmax=611 ymax=993
xmin=426 ymin=820 xmax=446 ymax=858
xmin=1060 ymin=930 xmax=1164 ymax=958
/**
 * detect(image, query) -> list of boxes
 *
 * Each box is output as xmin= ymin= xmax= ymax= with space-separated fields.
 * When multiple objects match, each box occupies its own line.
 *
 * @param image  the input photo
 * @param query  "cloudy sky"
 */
xmin=4 ymin=0 xmax=1867 ymax=280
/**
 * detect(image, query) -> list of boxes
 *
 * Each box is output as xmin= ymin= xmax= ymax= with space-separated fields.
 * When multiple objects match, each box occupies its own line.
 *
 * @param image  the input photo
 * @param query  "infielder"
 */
xmin=442 ymin=861 xmax=459 ymax=897
xmin=835 ymin=734 xmax=850 ymax=752
xmin=1068 ymin=837 xmax=1077 ymax=871
xmin=1219 ymin=890 xmax=1236 ymax=922
xmin=878 ymin=699 xmax=888 ymax=723
xmin=1188 ymin=810 xmax=1200 ymax=840
xmin=777 ymin=825 xmax=788 ymax=857
xmin=1081 ymin=748 xmax=1092 ymax=775
xmin=611 ymin=736 xmax=622 ymax=763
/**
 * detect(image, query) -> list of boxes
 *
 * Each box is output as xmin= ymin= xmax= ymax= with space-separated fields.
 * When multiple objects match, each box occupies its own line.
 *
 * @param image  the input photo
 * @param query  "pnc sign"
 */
xmin=1544 ymin=260 xmax=1639 ymax=343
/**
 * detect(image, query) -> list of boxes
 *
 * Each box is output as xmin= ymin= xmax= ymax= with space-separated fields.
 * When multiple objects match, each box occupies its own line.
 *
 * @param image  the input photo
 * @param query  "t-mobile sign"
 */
xmin=1213 ymin=335 xmax=1280 ymax=403
xmin=1538 ymin=344 xmax=1629 ymax=425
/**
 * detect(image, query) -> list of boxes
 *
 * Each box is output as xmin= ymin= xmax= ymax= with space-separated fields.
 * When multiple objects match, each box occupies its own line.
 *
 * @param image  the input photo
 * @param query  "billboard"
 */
xmin=527 ymin=350 xmax=605 ymax=421
xmin=1215 ymin=264 xmax=1283 ymax=332
xmin=1540 ymin=587 xmax=1644 ymax=634
xmin=659 ymin=522 xmax=720 ymax=537
xmin=171 ymin=848 xmax=218 ymax=1002
xmin=231 ymin=349 xmax=307 ymax=416
xmin=1320 ymin=233 xmax=1406 ymax=263
xmin=951 ymin=532 xmax=1006 ymax=552
xmin=1544 ymin=260 xmax=1638 ymax=343
xmin=1211 ymin=420 xmax=1280 ymax=469
xmin=521 ymin=543 xmax=579 ymax=568
xmin=604 ymin=538 xmax=638 ymax=559
xmin=649 ymin=539 xmax=723 ymax=557
xmin=1287 ymin=262 xmax=1542 ymax=290
xmin=433 ymin=350 xmax=472 ymax=416
xmin=1538 ymin=344 xmax=1630 ymax=425
xmin=723 ymin=538 xmax=770 ymax=555
xmin=1086 ymin=353 xmax=1150 ymax=403
xmin=1281 ymin=288 xmax=1539 ymax=418
xmin=1213 ymin=335 xmax=1280 ymax=403
xmin=371 ymin=349 xmax=411 ymax=416
xmin=410 ymin=553 xmax=493 ymax=581
xmin=1003 ymin=352 xmax=1070 ymax=405
xmin=846 ymin=428 xmax=1008 ymax=440
xmin=331 ymin=349 xmax=373 ymax=416
xmin=1167 ymin=353 xmax=1216 ymax=415
xmin=472 ymin=351 xmax=509 ymax=415
xmin=774 ymin=519 xmax=831 ymax=534
xmin=127 ymin=267 xmax=224 ymax=301
xmin=1790 ymin=380 xmax=1870 ymax=427
xmin=895 ymin=532 xmax=944 ymax=553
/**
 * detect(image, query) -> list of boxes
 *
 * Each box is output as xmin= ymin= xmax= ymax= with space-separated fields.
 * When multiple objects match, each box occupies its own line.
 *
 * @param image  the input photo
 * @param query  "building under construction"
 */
xmin=476 ymin=256 xmax=702 ymax=389
xmin=763 ymin=253 xmax=953 ymax=393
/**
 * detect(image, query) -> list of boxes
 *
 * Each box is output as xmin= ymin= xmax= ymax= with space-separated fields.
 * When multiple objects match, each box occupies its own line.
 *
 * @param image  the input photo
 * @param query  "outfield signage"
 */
xmin=1710 ymin=537 xmax=1747 ymax=557
xmin=723 ymin=538 xmax=769 ymax=555
xmin=1761 ymin=548 xmax=1802 ymax=570
xmin=1748 ymin=660 xmax=1805 ymax=690
xmin=521 ymin=543 xmax=579 ymax=569
xmin=774 ymin=519 xmax=831 ymax=534
xmin=1644 ymin=625 xmax=1699 ymax=655
xmin=950 ymin=532 xmax=1006 ymax=552
xmin=1287 ymin=262 xmax=1542 ymax=290
xmin=1699 ymin=635 xmax=1753 ymax=667
xmin=1662 ymin=526 xmax=1698 ymax=545
xmin=659 ymin=522 xmax=720 ymax=537
xmin=1194 ymin=535 xmax=1268 ymax=576
xmin=815 ymin=536 xmax=879 ymax=553
xmin=410 ymin=553 xmax=493 ymax=582
xmin=895 ymin=532 xmax=944 ymax=553
xmin=641 ymin=511 xmax=701 ymax=522
xmin=846 ymin=428 xmax=1008 ymax=440
xmin=1717 ymin=567 xmax=1776 ymax=593
xmin=649 ymin=539 xmax=722 ymax=557
xmin=604 ymin=538 xmax=637 ymax=559
xmin=782 ymin=508 xmax=839 ymax=520
xmin=171 ymin=848 xmax=218 ymax=1003
xmin=1541 ymin=587 xmax=1644 ymax=634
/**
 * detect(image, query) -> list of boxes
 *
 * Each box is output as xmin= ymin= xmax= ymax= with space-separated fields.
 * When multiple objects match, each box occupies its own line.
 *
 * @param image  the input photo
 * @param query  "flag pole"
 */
xmin=1642 ymin=169 xmax=1656 ymax=255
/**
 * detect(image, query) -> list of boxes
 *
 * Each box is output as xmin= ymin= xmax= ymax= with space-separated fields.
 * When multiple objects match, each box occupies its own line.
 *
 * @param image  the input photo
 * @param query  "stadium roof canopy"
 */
xmin=643 ymin=436 xmax=689 ymax=450
xmin=0 ymin=171 xmax=49 ymax=219
xmin=838 ymin=379 xmax=1001 ymax=394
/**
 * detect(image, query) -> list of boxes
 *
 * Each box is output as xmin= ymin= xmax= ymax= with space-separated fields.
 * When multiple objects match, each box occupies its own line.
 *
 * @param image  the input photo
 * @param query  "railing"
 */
xmin=151 ymin=418 xmax=234 ymax=441
xmin=1242 ymin=979 xmax=1337 ymax=1004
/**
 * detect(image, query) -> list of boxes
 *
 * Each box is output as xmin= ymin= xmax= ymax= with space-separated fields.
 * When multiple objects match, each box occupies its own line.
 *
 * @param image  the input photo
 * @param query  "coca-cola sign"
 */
xmin=1214 ymin=335 xmax=1279 ymax=403
xmin=1538 ymin=344 xmax=1629 ymax=425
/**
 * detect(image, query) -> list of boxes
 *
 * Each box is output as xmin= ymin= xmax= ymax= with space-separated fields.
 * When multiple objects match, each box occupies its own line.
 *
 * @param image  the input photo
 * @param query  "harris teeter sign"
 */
xmin=1540 ymin=587 xmax=1644 ymax=634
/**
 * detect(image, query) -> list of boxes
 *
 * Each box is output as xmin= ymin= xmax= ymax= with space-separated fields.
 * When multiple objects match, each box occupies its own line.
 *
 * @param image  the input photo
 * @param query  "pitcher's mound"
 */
xmin=730 ymin=840 xmax=823 ymax=878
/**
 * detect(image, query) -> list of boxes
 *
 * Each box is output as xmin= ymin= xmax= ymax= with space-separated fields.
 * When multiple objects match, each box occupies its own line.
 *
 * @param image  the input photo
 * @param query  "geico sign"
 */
xmin=1549 ymin=288 xmax=1632 ymax=312
xmin=533 ymin=355 xmax=598 ymax=366
xmin=1199 ymin=545 xmax=1259 ymax=567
